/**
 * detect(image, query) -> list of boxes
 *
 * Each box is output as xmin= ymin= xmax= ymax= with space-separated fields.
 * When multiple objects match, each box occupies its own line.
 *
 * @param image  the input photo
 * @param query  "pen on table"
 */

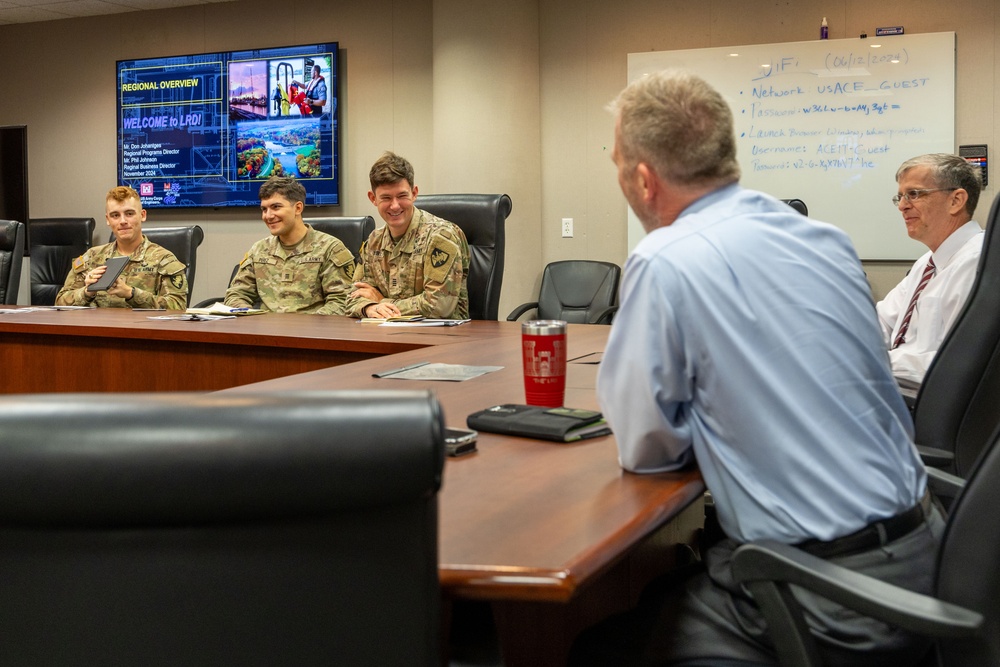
xmin=372 ymin=361 xmax=430 ymax=378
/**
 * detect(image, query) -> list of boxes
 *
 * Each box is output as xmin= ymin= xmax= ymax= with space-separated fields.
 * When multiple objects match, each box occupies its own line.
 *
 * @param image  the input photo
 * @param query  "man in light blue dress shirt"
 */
xmin=570 ymin=70 xmax=941 ymax=666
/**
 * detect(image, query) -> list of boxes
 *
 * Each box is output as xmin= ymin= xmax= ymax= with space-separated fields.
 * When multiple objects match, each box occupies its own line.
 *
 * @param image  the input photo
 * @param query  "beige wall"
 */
xmin=2 ymin=0 xmax=997 ymax=307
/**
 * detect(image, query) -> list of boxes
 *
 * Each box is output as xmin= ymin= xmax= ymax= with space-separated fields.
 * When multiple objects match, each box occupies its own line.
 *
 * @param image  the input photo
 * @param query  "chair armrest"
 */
xmin=916 ymin=445 xmax=955 ymax=469
xmin=733 ymin=540 xmax=982 ymax=637
xmin=506 ymin=302 xmax=539 ymax=322
xmin=926 ymin=466 xmax=965 ymax=503
xmin=590 ymin=305 xmax=619 ymax=325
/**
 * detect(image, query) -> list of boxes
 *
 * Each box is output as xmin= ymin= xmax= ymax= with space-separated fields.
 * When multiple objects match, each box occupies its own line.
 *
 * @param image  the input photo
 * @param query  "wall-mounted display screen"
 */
xmin=116 ymin=42 xmax=339 ymax=208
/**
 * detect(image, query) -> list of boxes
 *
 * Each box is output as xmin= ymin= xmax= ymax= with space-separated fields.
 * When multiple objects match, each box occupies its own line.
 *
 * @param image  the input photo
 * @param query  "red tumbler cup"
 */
xmin=521 ymin=320 xmax=567 ymax=407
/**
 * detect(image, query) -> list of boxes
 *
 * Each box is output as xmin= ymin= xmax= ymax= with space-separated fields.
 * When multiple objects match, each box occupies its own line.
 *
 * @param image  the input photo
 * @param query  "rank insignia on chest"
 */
xmin=431 ymin=248 xmax=450 ymax=268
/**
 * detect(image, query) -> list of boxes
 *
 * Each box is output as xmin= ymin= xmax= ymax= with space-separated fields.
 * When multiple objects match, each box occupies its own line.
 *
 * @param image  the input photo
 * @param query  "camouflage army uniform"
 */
xmin=347 ymin=208 xmax=470 ymax=319
xmin=224 ymin=224 xmax=355 ymax=315
xmin=55 ymin=236 xmax=188 ymax=310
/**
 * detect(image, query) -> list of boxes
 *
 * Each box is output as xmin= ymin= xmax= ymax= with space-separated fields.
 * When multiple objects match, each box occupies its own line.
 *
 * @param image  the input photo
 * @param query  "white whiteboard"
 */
xmin=627 ymin=32 xmax=956 ymax=259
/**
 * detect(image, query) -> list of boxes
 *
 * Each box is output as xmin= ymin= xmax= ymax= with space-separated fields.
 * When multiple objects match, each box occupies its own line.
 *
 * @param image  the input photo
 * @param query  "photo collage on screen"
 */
xmin=228 ymin=55 xmax=333 ymax=183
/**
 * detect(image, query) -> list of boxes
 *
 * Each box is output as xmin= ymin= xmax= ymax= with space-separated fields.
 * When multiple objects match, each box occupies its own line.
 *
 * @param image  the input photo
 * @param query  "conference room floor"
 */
xmin=0 ymin=307 xmax=705 ymax=665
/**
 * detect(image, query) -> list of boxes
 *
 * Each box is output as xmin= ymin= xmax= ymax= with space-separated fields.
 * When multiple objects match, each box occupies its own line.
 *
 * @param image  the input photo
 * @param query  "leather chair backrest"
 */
xmin=111 ymin=225 xmax=205 ymax=294
xmin=414 ymin=194 xmax=511 ymax=320
xmin=305 ymin=216 xmax=376 ymax=263
xmin=537 ymin=260 xmax=621 ymax=324
xmin=780 ymin=199 xmax=809 ymax=216
xmin=0 ymin=390 xmax=444 ymax=666
xmin=935 ymin=424 xmax=1000 ymax=665
xmin=0 ymin=219 xmax=25 ymax=304
xmin=28 ymin=217 xmax=96 ymax=305
xmin=914 ymin=191 xmax=1000 ymax=477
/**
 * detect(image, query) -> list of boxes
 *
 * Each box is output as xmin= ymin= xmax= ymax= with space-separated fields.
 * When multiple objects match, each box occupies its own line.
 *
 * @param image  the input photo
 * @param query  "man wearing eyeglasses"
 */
xmin=877 ymin=154 xmax=984 ymax=383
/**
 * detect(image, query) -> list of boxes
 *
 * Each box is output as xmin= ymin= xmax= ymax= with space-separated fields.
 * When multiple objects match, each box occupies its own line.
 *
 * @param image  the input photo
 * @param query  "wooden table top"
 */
xmin=0 ymin=306 xmax=516 ymax=356
xmin=227 ymin=323 xmax=705 ymax=602
xmin=0 ymin=308 xmax=520 ymax=393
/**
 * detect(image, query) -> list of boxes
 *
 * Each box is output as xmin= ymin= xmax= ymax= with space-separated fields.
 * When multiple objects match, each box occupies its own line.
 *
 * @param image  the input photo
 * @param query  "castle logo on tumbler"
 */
xmin=521 ymin=320 xmax=568 ymax=407
xmin=523 ymin=340 xmax=566 ymax=377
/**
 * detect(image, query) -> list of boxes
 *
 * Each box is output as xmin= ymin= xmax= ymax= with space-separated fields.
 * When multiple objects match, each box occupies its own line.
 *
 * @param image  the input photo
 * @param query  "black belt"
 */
xmin=796 ymin=492 xmax=930 ymax=560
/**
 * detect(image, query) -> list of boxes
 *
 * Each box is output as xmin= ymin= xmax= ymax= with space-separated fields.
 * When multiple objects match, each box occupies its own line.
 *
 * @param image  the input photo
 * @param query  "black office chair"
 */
xmin=907 ymin=191 xmax=1000 ymax=479
xmin=0 ymin=219 xmax=25 ymax=304
xmin=731 ymin=425 xmax=1000 ymax=667
xmin=780 ymin=198 xmax=808 ymax=216
xmin=0 ymin=389 xmax=444 ymax=666
xmin=506 ymin=260 xmax=621 ymax=324
xmin=306 ymin=215 xmax=376 ymax=263
xmin=28 ymin=217 xmax=96 ymax=305
xmin=109 ymin=225 xmax=204 ymax=294
xmin=415 ymin=194 xmax=511 ymax=320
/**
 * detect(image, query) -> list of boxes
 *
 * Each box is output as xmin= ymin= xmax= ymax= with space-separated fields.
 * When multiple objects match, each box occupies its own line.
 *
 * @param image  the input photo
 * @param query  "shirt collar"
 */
xmin=676 ymin=182 xmax=742 ymax=221
xmin=932 ymin=220 xmax=982 ymax=267
xmin=270 ymin=224 xmax=314 ymax=258
xmin=111 ymin=235 xmax=148 ymax=260
xmin=386 ymin=208 xmax=424 ymax=252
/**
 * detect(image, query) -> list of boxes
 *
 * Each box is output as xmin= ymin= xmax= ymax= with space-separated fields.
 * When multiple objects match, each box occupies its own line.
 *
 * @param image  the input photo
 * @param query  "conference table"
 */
xmin=0 ymin=307 xmax=705 ymax=665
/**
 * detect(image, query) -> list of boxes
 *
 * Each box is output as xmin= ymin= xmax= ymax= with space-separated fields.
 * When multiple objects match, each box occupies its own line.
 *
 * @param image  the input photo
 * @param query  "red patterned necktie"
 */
xmin=892 ymin=257 xmax=936 ymax=349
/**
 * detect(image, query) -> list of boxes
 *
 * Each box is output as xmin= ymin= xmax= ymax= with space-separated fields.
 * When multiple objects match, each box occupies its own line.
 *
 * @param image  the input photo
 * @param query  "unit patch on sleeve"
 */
xmin=426 ymin=236 xmax=460 ymax=283
xmin=431 ymin=247 xmax=451 ymax=268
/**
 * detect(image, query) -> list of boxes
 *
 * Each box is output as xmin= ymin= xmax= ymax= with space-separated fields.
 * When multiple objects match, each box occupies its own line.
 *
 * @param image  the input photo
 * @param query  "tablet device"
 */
xmin=86 ymin=256 xmax=130 ymax=293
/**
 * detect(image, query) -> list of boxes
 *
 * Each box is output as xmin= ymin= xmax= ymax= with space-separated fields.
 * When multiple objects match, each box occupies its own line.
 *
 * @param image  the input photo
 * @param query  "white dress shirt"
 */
xmin=877 ymin=220 xmax=983 ymax=383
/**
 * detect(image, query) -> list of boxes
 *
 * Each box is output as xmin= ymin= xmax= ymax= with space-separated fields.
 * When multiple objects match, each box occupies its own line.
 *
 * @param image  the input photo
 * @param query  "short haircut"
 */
xmin=896 ymin=153 xmax=982 ymax=217
xmin=107 ymin=185 xmax=141 ymax=205
xmin=369 ymin=151 xmax=415 ymax=191
xmin=609 ymin=69 xmax=741 ymax=187
xmin=259 ymin=176 xmax=306 ymax=204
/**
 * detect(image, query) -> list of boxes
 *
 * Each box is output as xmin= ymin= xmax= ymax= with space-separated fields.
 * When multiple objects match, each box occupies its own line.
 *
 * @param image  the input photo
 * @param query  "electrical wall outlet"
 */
xmin=561 ymin=217 xmax=573 ymax=238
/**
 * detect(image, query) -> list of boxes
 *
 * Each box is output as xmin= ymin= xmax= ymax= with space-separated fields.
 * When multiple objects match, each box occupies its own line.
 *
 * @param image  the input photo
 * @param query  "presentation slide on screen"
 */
xmin=117 ymin=43 xmax=339 ymax=208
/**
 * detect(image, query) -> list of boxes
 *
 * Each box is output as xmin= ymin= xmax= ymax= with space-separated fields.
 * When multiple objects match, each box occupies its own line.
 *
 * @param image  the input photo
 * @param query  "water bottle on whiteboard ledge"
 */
xmin=820 ymin=17 xmax=829 ymax=39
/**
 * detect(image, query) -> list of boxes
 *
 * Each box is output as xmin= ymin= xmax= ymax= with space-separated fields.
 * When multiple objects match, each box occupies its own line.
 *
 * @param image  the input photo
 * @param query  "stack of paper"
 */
xmin=186 ymin=302 xmax=264 ymax=316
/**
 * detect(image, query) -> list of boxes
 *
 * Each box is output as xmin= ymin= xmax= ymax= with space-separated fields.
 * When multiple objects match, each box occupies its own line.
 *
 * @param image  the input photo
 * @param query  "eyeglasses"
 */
xmin=891 ymin=188 xmax=958 ymax=206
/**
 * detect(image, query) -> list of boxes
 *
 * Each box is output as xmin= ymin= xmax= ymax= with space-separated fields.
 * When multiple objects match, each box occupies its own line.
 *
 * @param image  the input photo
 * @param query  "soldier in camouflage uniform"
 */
xmin=225 ymin=176 xmax=355 ymax=315
xmin=347 ymin=152 xmax=470 ymax=319
xmin=56 ymin=186 xmax=188 ymax=310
